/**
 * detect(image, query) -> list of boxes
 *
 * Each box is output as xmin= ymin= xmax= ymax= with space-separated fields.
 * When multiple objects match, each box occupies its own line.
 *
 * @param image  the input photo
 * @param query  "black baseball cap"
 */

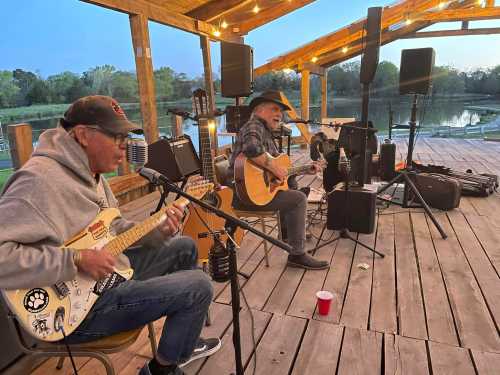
xmin=63 ymin=95 xmax=141 ymax=135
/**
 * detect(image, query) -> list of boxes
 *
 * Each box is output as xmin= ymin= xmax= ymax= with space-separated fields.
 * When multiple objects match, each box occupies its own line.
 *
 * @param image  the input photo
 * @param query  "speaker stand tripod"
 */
xmin=376 ymin=94 xmax=447 ymax=239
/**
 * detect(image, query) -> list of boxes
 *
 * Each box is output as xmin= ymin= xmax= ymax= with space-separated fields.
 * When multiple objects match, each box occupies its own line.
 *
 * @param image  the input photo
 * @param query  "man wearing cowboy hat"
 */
xmin=228 ymin=91 xmax=329 ymax=270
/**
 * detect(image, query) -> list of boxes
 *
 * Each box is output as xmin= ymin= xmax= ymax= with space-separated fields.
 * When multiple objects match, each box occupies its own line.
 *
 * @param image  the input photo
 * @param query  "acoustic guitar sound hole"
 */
xmin=202 ymin=191 xmax=221 ymax=210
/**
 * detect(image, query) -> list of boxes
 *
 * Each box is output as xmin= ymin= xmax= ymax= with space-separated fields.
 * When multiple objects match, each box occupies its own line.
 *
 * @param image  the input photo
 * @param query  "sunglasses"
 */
xmin=85 ymin=126 xmax=130 ymax=146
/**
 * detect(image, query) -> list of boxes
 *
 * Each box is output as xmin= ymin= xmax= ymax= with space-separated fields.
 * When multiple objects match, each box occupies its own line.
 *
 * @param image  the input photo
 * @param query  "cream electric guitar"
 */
xmin=1 ymin=182 xmax=212 ymax=342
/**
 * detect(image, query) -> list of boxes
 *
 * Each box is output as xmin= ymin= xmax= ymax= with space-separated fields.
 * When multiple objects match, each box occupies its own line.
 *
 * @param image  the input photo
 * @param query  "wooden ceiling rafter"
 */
xmin=186 ymin=0 xmax=252 ymax=22
xmin=403 ymin=27 xmax=500 ymax=38
xmin=80 ymin=0 xmax=240 ymax=42
xmin=254 ymin=0 xmax=485 ymax=76
xmin=415 ymin=6 xmax=500 ymax=22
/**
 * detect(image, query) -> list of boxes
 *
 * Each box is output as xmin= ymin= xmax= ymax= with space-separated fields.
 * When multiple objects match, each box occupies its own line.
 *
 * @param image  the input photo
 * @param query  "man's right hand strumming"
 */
xmin=75 ymin=249 xmax=116 ymax=280
xmin=269 ymin=164 xmax=287 ymax=184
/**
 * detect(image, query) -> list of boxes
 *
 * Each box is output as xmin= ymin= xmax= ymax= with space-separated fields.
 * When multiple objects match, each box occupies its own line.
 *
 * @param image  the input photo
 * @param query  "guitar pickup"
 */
xmin=53 ymin=282 xmax=70 ymax=299
xmin=198 ymin=230 xmax=226 ymax=239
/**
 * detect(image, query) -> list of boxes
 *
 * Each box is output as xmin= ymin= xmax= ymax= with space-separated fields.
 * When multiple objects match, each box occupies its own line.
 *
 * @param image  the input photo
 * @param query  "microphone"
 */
xmin=285 ymin=118 xmax=310 ymax=124
xmin=208 ymin=236 xmax=230 ymax=283
xmin=127 ymin=138 xmax=148 ymax=167
xmin=138 ymin=167 xmax=164 ymax=185
xmin=167 ymin=108 xmax=193 ymax=119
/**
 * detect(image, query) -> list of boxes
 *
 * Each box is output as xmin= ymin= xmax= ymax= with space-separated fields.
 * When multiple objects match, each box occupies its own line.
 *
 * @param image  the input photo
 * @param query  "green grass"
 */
xmin=0 ymin=168 xmax=13 ymax=191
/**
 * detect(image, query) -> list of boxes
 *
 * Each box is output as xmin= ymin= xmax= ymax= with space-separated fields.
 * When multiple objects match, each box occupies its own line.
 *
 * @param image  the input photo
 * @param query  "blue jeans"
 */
xmin=65 ymin=236 xmax=213 ymax=364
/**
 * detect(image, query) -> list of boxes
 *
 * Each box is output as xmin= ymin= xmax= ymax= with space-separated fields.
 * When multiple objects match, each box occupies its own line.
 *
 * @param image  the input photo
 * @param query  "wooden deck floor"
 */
xmin=33 ymin=138 xmax=500 ymax=375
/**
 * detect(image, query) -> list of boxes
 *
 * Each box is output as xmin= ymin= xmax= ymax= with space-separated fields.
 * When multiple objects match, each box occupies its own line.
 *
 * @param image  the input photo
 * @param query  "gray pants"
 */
xmin=233 ymin=189 xmax=307 ymax=256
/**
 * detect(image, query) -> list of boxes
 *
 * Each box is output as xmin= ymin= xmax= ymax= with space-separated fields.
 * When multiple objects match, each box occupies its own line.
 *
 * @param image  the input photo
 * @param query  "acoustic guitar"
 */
xmin=181 ymin=89 xmax=243 ymax=260
xmin=1 ymin=182 xmax=212 ymax=342
xmin=234 ymin=153 xmax=321 ymax=206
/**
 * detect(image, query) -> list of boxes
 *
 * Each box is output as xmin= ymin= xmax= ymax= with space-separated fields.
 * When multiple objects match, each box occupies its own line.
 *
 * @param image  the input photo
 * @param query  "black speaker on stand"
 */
xmin=221 ymin=42 xmax=254 ymax=98
xmin=377 ymin=47 xmax=447 ymax=239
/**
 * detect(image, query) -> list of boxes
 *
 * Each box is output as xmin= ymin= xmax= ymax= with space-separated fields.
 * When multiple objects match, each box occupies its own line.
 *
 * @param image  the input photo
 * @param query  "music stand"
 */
xmin=376 ymin=94 xmax=447 ymax=239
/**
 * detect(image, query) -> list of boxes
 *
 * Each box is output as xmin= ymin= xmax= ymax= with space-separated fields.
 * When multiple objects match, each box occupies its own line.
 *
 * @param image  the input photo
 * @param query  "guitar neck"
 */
xmin=104 ymin=197 xmax=189 ymax=257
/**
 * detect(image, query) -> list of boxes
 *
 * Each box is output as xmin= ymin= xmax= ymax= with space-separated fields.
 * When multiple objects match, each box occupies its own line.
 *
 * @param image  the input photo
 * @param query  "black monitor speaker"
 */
xmin=221 ymin=42 xmax=254 ymax=98
xmin=399 ymin=48 xmax=435 ymax=95
xmin=144 ymin=135 xmax=200 ymax=182
xmin=360 ymin=7 xmax=382 ymax=84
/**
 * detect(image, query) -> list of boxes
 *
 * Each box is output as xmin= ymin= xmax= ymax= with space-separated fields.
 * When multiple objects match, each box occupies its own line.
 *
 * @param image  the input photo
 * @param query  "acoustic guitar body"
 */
xmin=182 ymin=186 xmax=243 ymax=260
xmin=234 ymin=153 xmax=291 ymax=206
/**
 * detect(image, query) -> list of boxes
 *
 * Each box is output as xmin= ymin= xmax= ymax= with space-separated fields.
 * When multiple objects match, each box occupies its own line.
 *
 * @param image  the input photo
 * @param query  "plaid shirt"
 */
xmin=228 ymin=115 xmax=279 ymax=177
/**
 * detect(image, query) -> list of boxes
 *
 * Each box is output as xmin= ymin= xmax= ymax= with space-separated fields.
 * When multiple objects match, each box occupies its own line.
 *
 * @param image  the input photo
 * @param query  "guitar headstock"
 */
xmin=192 ymin=88 xmax=209 ymax=119
xmin=184 ymin=180 xmax=213 ymax=199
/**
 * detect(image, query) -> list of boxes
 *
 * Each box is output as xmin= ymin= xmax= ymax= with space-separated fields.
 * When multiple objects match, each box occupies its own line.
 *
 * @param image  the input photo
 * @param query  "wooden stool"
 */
xmin=233 ymin=210 xmax=281 ymax=267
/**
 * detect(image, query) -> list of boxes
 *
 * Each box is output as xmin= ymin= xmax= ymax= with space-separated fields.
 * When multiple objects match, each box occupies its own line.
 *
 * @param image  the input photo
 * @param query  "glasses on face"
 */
xmin=86 ymin=126 xmax=130 ymax=146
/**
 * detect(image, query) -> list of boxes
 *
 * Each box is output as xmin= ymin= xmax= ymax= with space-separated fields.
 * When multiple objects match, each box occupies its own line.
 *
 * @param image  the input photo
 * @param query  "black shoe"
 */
xmin=287 ymin=254 xmax=329 ymax=270
xmin=179 ymin=337 xmax=221 ymax=367
xmin=140 ymin=361 xmax=184 ymax=375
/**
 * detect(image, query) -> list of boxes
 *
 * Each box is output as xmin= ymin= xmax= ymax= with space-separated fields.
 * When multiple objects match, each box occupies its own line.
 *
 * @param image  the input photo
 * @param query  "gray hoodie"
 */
xmin=0 ymin=126 xmax=161 ymax=290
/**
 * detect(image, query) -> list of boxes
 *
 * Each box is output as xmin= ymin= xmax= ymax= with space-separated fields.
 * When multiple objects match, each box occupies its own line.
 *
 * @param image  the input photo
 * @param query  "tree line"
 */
xmin=0 ymin=61 xmax=499 ymax=109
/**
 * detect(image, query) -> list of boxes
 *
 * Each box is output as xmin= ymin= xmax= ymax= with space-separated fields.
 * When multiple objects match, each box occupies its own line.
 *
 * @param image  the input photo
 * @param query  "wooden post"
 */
xmin=320 ymin=74 xmax=328 ymax=120
xmin=130 ymin=14 xmax=159 ymax=145
xmin=301 ymin=69 xmax=310 ymax=121
xmin=8 ymin=124 xmax=32 ymax=170
xmin=171 ymin=114 xmax=184 ymax=138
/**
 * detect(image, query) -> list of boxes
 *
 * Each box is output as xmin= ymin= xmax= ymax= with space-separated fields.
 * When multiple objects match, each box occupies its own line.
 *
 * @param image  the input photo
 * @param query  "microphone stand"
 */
xmin=140 ymin=169 xmax=292 ymax=375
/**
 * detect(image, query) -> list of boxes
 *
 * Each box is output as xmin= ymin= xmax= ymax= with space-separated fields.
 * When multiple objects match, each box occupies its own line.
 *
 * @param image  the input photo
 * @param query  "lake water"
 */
xmin=1 ymin=97 xmax=498 ymax=169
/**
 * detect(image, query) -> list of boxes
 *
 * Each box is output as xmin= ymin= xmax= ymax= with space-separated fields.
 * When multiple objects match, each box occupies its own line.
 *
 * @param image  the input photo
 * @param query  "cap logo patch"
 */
xmin=111 ymin=101 xmax=125 ymax=117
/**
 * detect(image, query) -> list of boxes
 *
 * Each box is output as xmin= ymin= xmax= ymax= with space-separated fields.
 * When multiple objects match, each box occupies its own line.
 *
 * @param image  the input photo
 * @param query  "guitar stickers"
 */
xmin=30 ymin=312 xmax=53 ymax=337
xmin=88 ymin=220 xmax=108 ymax=240
xmin=23 ymin=288 xmax=49 ymax=313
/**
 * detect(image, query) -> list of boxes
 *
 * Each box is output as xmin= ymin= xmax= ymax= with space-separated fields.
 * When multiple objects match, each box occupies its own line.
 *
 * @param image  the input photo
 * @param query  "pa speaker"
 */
xmin=360 ymin=7 xmax=382 ymax=84
xmin=221 ymin=42 xmax=254 ymax=98
xmin=144 ymin=135 xmax=200 ymax=182
xmin=399 ymin=48 xmax=435 ymax=95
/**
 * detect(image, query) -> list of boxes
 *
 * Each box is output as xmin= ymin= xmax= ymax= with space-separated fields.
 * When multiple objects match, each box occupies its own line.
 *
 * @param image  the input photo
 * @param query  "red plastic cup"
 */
xmin=316 ymin=291 xmax=334 ymax=316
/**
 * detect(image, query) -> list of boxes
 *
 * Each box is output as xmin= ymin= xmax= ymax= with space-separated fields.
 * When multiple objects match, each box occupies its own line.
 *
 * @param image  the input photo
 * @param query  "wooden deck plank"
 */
xmin=428 ymin=341 xmax=476 ymax=375
xmin=262 ymin=266 xmax=304 ymax=315
xmin=471 ymin=350 xmax=500 ymax=375
xmin=411 ymin=213 xmax=459 ymax=346
xmin=314 ymin=237 xmax=354 ymax=324
xmin=196 ymin=308 xmax=272 ymax=375
xmin=245 ymin=314 xmax=306 ymax=375
xmin=370 ymin=213 xmax=398 ymax=334
xmin=338 ymin=225 xmax=377 ymax=330
xmin=337 ymin=327 xmax=382 ymax=375
xmin=384 ymin=334 xmax=430 ymax=375
xmin=465 ymin=214 xmax=500 ymax=276
xmin=291 ymin=320 xmax=343 ymax=375
xmin=448 ymin=211 xmax=500 ymax=329
xmin=395 ymin=212 xmax=428 ymax=340
xmin=286 ymin=246 xmax=332 ymax=319
xmin=429 ymin=213 xmax=500 ymax=352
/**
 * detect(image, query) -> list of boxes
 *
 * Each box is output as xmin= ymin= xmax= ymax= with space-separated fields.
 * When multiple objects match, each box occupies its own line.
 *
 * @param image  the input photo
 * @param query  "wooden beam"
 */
xmin=298 ymin=62 xmax=325 ymax=76
xmin=255 ymin=0 xmax=481 ymax=76
xmin=80 ymin=0 xmax=240 ymax=42
xmin=416 ymin=7 xmax=500 ymax=22
xmin=237 ymin=0 xmax=316 ymax=35
xmin=402 ymin=27 xmax=500 ymax=38
xmin=301 ymin=70 xmax=310 ymax=121
xmin=186 ymin=0 xmax=250 ymax=22
xmin=130 ymin=13 xmax=158 ymax=144
xmin=254 ymin=0 xmax=447 ymax=75
xmin=321 ymin=74 xmax=328 ymax=120
xmin=8 ymin=124 xmax=32 ymax=170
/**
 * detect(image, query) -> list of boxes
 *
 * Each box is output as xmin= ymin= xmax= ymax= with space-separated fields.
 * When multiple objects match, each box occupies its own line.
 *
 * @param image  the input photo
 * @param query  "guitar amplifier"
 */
xmin=379 ymin=139 xmax=396 ymax=181
xmin=144 ymin=135 xmax=200 ymax=182
xmin=327 ymin=185 xmax=376 ymax=234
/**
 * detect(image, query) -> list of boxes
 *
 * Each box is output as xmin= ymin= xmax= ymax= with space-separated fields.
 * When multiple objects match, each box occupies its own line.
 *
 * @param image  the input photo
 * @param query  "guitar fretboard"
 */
xmin=104 ymin=197 xmax=189 ymax=257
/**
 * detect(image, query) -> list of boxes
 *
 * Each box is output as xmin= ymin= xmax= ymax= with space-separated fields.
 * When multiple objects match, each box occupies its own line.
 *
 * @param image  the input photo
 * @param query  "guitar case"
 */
xmin=411 ymin=173 xmax=462 ymax=210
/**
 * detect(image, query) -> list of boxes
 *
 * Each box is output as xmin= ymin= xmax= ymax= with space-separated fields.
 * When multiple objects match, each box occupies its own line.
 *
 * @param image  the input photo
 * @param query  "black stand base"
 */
xmin=310 ymin=226 xmax=385 ymax=258
xmin=377 ymin=170 xmax=447 ymax=239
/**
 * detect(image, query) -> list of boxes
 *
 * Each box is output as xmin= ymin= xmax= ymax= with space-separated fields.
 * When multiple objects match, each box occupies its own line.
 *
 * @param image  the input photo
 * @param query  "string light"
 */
xmin=221 ymin=20 xmax=228 ymax=29
xmin=342 ymin=46 xmax=348 ymax=54
xmin=253 ymin=4 xmax=260 ymax=13
xmin=213 ymin=29 xmax=221 ymax=37
xmin=405 ymin=18 xmax=412 ymax=25
xmin=208 ymin=120 xmax=216 ymax=131
xmin=282 ymin=68 xmax=294 ymax=73
xmin=311 ymin=56 xmax=318 ymax=63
